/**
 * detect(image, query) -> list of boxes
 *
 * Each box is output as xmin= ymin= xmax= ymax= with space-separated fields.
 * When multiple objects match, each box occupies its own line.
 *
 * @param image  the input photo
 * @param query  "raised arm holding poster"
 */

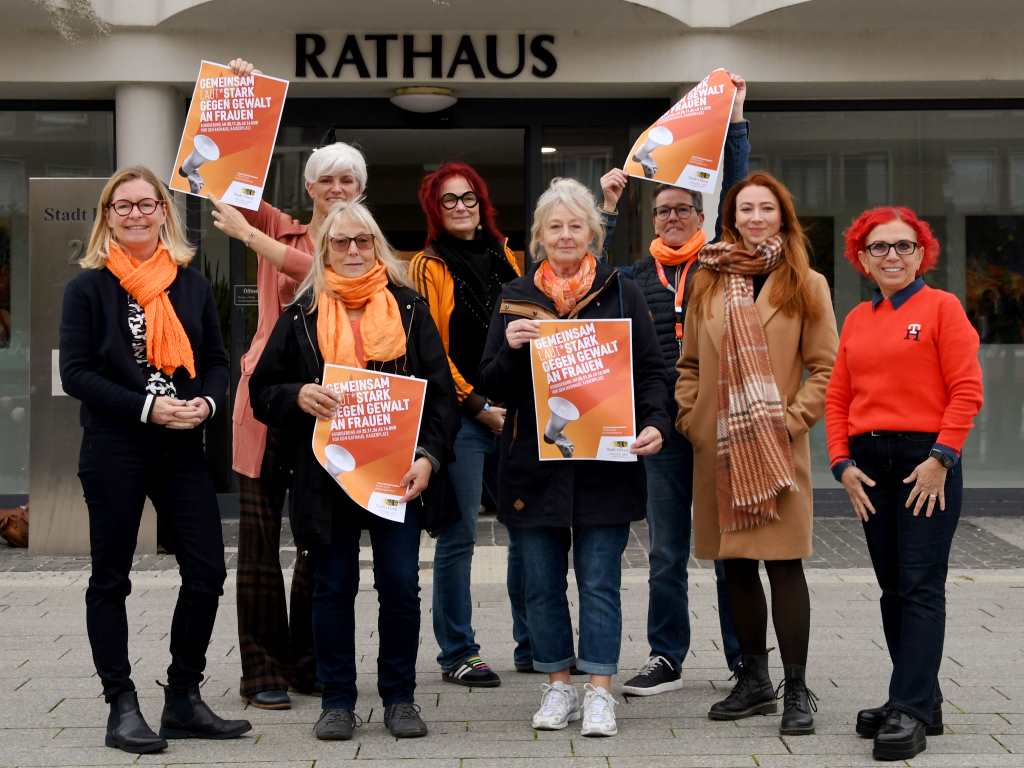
xmin=623 ymin=68 xmax=737 ymax=193
xmin=169 ymin=60 xmax=288 ymax=210
xmin=312 ymin=364 xmax=427 ymax=522
xmin=529 ymin=319 xmax=636 ymax=462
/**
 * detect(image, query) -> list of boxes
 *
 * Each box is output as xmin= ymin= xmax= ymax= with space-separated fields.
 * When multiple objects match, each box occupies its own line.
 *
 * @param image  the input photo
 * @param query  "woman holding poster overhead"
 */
xmin=479 ymin=178 xmax=670 ymax=738
xmin=207 ymin=57 xmax=369 ymax=710
xmin=249 ymin=200 xmax=457 ymax=741
xmin=675 ymin=172 xmax=838 ymax=735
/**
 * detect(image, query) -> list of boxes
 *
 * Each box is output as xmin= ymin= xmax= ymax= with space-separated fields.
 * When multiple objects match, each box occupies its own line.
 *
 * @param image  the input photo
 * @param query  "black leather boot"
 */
xmin=857 ymin=701 xmax=943 ymax=737
xmin=778 ymin=664 xmax=818 ymax=735
xmin=159 ymin=684 xmax=252 ymax=740
xmin=873 ymin=709 xmax=927 ymax=761
xmin=105 ymin=691 xmax=167 ymax=754
xmin=708 ymin=653 xmax=777 ymax=720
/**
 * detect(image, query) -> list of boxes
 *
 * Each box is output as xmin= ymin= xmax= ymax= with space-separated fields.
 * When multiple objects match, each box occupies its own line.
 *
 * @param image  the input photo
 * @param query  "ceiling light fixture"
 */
xmin=390 ymin=86 xmax=457 ymax=114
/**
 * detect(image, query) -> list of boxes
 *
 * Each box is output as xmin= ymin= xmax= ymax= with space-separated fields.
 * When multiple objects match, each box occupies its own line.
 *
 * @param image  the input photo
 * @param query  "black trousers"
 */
xmin=78 ymin=427 xmax=227 ymax=702
xmin=851 ymin=431 xmax=962 ymax=725
xmin=236 ymin=430 xmax=315 ymax=696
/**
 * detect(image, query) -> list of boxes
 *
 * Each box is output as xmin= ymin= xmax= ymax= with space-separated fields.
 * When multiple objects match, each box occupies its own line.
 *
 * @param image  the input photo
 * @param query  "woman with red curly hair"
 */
xmin=825 ymin=207 xmax=983 ymax=762
xmin=409 ymin=163 xmax=522 ymax=687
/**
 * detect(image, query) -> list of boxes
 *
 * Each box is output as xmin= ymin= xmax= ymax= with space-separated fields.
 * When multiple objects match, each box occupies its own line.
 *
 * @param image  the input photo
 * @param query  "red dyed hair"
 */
xmin=843 ymin=206 xmax=939 ymax=277
xmin=417 ymin=162 xmax=504 ymax=247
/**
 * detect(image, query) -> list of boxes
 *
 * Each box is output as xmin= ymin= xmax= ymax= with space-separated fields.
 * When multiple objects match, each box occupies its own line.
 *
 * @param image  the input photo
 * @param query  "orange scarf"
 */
xmin=649 ymin=229 xmax=706 ymax=266
xmin=316 ymin=262 xmax=406 ymax=367
xmin=105 ymin=240 xmax=195 ymax=378
xmin=533 ymin=252 xmax=598 ymax=317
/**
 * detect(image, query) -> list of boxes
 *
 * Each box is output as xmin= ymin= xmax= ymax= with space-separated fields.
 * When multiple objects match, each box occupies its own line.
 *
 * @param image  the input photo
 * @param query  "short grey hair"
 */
xmin=653 ymin=184 xmax=703 ymax=214
xmin=529 ymin=177 xmax=605 ymax=262
xmin=304 ymin=142 xmax=368 ymax=193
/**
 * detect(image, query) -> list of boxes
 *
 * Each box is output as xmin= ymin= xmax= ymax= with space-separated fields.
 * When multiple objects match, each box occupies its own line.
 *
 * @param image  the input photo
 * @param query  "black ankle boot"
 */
xmin=105 ymin=691 xmax=167 ymax=754
xmin=778 ymin=664 xmax=818 ymax=735
xmin=708 ymin=653 xmax=777 ymax=720
xmin=159 ymin=683 xmax=252 ymax=740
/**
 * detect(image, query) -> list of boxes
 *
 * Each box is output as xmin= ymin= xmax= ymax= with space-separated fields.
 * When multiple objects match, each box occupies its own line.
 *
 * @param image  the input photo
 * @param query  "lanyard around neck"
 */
xmin=653 ymin=257 xmax=697 ymax=341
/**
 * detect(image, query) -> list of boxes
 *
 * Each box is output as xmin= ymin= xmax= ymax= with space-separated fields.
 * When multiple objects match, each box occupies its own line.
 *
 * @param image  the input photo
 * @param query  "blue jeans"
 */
xmin=507 ymin=530 xmax=532 ymax=668
xmin=432 ymin=415 xmax=493 ymax=670
xmin=853 ymin=432 xmax=962 ymax=726
xmin=511 ymin=524 xmax=630 ymax=676
xmin=310 ymin=509 xmax=421 ymax=711
xmin=645 ymin=429 xmax=741 ymax=670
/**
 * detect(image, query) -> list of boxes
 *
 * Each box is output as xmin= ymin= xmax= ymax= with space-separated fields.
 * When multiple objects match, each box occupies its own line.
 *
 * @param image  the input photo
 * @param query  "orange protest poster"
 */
xmin=169 ymin=60 xmax=288 ymax=210
xmin=529 ymin=319 xmax=636 ymax=462
xmin=312 ymin=364 xmax=427 ymax=522
xmin=623 ymin=68 xmax=737 ymax=193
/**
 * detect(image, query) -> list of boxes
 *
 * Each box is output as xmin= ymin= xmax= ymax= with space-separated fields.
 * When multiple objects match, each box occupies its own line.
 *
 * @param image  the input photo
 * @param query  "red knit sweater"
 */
xmin=825 ymin=283 xmax=983 ymax=464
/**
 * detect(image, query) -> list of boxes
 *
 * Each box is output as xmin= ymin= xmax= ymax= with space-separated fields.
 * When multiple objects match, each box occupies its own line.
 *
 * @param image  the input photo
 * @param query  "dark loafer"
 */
xmin=857 ymin=702 xmax=943 ymax=737
xmin=873 ymin=710 xmax=927 ymax=761
xmin=245 ymin=689 xmax=291 ymax=710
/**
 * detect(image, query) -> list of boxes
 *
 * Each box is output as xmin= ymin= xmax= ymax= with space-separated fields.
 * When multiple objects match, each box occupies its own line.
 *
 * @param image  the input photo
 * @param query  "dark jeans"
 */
xmin=645 ymin=429 xmax=741 ymax=670
xmin=851 ymin=431 xmax=962 ymax=725
xmin=310 ymin=507 xmax=421 ymax=711
xmin=510 ymin=524 xmax=630 ymax=675
xmin=79 ymin=428 xmax=227 ymax=702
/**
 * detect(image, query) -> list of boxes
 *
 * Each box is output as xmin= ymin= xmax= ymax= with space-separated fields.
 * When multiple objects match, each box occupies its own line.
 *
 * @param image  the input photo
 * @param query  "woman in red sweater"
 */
xmin=825 ymin=206 xmax=983 ymax=763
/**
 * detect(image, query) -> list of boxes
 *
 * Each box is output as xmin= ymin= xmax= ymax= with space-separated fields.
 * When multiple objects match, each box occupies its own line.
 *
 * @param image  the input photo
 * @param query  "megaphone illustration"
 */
xmin=543 ymin=397 xmax=580 ymax=458
xmin=325 ymin=444 xmax=356 ymax=477
xmin=177 ymin=134 xmax=221 ymax=194
xmin=633 ymin=126 xmax=674 ymax=179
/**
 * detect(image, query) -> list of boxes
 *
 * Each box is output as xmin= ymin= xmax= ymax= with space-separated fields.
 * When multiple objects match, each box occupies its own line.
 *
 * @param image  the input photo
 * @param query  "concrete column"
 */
xmin=115 ymin=84 xmax=184 ymax=176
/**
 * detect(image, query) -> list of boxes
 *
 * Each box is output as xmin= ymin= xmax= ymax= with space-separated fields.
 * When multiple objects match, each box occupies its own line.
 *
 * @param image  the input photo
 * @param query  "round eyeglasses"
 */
xmin=329 ymin=234 xmax=375 ymax=252
xmin=440 ymin=191 xmax=479 ymax=210
xmin=108 ymin=198 xmax=162 ymax=217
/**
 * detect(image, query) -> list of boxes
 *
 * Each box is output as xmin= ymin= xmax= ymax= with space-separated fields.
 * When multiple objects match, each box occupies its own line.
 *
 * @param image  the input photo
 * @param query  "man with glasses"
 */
xmin=597 ymin=73 xmax=750 ymax=697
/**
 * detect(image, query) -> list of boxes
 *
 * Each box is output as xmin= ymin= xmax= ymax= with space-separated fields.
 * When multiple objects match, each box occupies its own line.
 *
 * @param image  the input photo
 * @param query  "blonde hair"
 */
xmin=81 ymin=166 xmax=194 ymax=269
xmin=529 ymin=177 xmax=605 ymax=263
xmin=297 ymin=200 xmax=411 ymax=313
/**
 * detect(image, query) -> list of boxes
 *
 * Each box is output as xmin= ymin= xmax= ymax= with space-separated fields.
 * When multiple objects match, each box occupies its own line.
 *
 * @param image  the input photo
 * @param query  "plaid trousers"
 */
xmin=236 ymin=430 xmax=316 ymax=696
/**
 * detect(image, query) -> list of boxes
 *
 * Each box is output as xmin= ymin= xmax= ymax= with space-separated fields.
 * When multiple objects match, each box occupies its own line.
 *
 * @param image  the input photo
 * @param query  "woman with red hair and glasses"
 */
xmin=410 ymin=163 xmax=522 ymax=687
xmin=825 ymin=207 xmax=983 ymax=762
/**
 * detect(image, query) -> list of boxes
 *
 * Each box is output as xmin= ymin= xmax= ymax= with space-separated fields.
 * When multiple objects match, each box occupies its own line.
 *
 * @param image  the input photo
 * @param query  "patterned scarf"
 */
xmin=317 ymin=262 xmax=406 ymax=367
xmin=649 ymin=228 xmax=706 ymax=266
xmin=533 ymin=252 xmax=598 ymax=317
xmin=105 ymin=240 xmax=195 ymax=378
xmin=697 ymin=235 xmax=795 ymax=533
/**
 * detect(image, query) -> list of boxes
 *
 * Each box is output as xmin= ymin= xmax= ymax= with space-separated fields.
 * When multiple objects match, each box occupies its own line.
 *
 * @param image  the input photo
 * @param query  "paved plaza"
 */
xmin=1 ymin=513 xmax=1023 ymax=767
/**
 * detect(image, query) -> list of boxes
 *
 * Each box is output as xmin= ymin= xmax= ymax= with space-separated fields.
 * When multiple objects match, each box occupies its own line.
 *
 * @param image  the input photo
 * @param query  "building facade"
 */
xmin=1 ymin=0 xmax=1022 ymax=501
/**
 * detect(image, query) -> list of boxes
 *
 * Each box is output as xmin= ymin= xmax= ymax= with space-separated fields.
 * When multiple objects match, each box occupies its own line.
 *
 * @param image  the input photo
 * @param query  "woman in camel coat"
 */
xmin=675 ymin=172 xmax=837 ymax=737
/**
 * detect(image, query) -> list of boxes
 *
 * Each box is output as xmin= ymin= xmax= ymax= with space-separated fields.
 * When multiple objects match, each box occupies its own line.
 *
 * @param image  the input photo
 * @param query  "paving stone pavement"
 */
xmin=0 ymin=515 xmax=1022 ymax=767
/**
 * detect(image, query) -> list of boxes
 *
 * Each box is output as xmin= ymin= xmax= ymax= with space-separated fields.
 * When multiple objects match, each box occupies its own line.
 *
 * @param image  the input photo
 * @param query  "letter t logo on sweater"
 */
xmin=905 ymin=323 xmax=922 ymax=341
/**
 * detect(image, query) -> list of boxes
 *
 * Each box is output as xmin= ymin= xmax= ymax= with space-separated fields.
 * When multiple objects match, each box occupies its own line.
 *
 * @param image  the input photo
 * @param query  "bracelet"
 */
xmin=244 ymin=228 xmax=257 ymax=248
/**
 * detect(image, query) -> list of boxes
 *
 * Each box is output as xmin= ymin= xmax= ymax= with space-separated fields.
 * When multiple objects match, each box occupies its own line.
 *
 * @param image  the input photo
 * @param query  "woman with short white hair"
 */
xmin=478 ymin=178 xmax=670 ymax=737
xmin=205 ymin=57 xmax=370 ymax=712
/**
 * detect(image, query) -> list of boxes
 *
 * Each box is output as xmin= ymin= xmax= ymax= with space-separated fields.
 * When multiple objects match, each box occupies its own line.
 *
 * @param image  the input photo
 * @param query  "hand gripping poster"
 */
xmin=169 ymin=60 xmax=288 ymax=210
xmin=312 ymin=365 xmax=427 ymax=523
xmin=529 ymin=319 xmax=636 ymax=462
xmin=623 ymin=68 xmax=737 ymax=193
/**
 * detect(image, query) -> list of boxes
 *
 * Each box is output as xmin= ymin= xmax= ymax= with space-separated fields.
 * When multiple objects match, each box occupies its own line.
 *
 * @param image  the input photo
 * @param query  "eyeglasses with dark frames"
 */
xmin=329 ymin=234 xmax=376 ymax=252
xmin=440 ymin=191 xmax=479 ymax=210
xmin=653 ymin=204 xmax=696 ymax=221
xmin=108 ymin=198 xmax=162 ymax=217
xmin=865 ymin=240 xmax=920 ymax=258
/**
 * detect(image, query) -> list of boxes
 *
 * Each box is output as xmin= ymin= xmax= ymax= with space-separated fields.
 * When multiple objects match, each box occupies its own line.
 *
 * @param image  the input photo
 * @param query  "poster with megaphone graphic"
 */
xmin=169 ymin=60 xmax=288 ymax=210
xmin=529 ymin=319 xmax=636 ymax=462
xmin=312 ymin=364 xmax=427 ymax=522
xmin=623 ymin=68 xmax=737 ymax=193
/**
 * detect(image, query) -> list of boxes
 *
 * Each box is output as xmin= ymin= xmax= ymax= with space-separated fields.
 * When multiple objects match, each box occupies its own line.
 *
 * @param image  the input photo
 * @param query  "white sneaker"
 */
xmin=581 ymin=683 xmax=618 ymax=737
xmin=531 ymin=682 xmax=581 ymax=730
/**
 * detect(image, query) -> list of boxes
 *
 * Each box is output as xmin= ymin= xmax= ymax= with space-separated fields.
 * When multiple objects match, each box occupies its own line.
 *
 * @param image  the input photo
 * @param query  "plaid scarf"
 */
xmin=698 ymin=235 xmax=795 ymax=533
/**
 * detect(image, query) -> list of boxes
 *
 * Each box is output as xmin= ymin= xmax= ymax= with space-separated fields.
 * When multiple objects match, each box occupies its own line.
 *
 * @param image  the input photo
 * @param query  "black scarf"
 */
xmin=432 ymin=232 xmax=518 ymax=388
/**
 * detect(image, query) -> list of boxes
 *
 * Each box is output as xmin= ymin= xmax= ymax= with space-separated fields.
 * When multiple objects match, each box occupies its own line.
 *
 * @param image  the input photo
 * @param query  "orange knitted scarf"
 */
xmin=105 ymin=240 xmax=195 ymax=378
xmin=317 ymin=262 xmax=406 ymax=367
xmin=533 ymin=252 xmax=598 ymax=317
xmin=649 ymin=229 xmax=706 ymax=266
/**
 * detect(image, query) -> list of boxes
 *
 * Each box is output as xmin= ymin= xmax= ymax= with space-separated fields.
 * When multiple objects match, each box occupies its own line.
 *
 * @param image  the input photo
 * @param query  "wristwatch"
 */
xmin=928 ymin=448 xmax=955 ymax=469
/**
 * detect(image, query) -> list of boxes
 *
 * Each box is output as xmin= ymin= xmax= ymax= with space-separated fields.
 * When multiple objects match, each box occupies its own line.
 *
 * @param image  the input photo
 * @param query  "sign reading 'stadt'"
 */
xmin=296 ymin=33 xmax=557 ymax=80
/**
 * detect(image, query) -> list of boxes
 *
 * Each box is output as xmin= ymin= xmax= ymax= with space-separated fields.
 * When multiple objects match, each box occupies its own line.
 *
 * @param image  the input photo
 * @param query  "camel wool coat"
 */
xmin=675 ymin=269 xmax=838 ymax=561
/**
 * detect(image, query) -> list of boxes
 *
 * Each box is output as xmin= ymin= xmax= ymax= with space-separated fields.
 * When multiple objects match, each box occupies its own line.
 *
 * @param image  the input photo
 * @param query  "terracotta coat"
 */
xmin=675 ymin=270 xmax=838 ymax=561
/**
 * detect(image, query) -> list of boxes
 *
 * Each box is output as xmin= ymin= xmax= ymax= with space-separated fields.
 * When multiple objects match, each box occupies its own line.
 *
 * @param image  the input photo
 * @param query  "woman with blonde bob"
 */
xmin=204 ymin=53 xmax=373 ymax=711
xmin=249 ymin=201 xmax=458 ymax=741
xmin=479 ymin=178 xmax=670 ymax=738
xmin=60 ymin=166 xmax=249 ymax=754
xmin=676 ymin=171 xmax=837 ymax=735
